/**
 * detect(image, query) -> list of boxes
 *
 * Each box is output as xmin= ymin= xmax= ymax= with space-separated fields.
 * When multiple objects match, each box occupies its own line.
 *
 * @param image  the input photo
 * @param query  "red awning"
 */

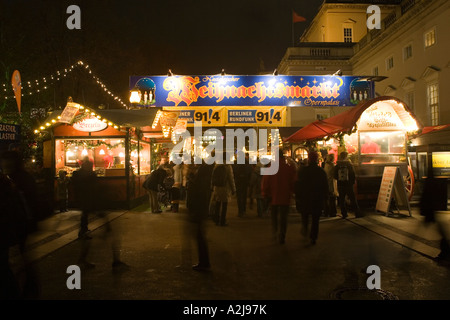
xmin=421 ymin=124 xmax=450 ymax=135
xmin=284 ymin=96 xmax=421 ymax=143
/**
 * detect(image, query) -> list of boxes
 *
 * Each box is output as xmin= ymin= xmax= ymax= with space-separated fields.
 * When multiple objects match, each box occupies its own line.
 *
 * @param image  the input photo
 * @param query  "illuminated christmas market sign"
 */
xmin=130 ymin=75 xmax=374 ymax=108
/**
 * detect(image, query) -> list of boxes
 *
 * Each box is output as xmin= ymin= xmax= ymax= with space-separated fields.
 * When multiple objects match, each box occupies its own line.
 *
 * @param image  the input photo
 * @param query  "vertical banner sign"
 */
xmin=376 ymin=166 xmax=411 ymax=216
xmin=11 ymin=70 xmax=21 ymax=114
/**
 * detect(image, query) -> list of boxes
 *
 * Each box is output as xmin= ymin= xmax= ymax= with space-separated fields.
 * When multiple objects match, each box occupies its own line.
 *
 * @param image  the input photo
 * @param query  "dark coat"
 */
xmin=296 ymin=163 xmax=329 ymax=212
xmin=72 ymin=168 xmax=97 ymax=211
xmin=333 ymin=159 xmax=356 ymax=186
xmin=187 ymin=164 xmax=214 ymax=221
xmin=144 ymin=167 xmax=168 ymax=191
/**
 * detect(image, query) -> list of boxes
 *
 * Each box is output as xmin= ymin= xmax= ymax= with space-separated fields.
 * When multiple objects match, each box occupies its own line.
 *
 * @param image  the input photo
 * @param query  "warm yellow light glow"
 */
xmin=34 ymin=130 xmax=39 ymax=134
xmin=119 ymin=152 xmax=125 ymax=158
xmin=130 ymin=89 xmax=141 ymax=104
xmin=57 ymin=116 xmax=61 ymax=119
xmin=114 ymin=125 xmax=118 ymax=129
xmin=46 ymin=123 xmax=51 ymax=126
xmin=81 ymin=149 xmax=88 ymax=156
xmin=108 ymin=122 xmax=113 ymax=126
xmin=67 ymin=150 xmax=74 ymax=157
xmin=99 ymin=149 xmax=105 ymax=155
xmin=51 ymin=119 xmax=56 ymax=123
xmin=40 ymin=126 xmax=45 ymax=130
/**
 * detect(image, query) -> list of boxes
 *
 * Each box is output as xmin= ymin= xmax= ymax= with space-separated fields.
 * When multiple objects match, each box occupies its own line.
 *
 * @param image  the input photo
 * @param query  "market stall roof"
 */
xmin=284 ymin=96 xmax=422 ymax=143
xmin=44 ymin=108 xmax=160 ymax=129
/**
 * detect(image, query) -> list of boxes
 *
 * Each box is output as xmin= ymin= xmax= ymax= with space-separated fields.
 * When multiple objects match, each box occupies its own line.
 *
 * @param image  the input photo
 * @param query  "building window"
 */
xmin=386 ymin=56 xmax=394 ymax=70
xmin=405 ymin=91 xmax=415 ymax=112
xmin=403 ymin=44 xmax=413 ymax=60
xmin=424 ymin=28 xmax=436 ymax=48
xmin=427 ymin=83 xmax=439 ymax=126
xmin=343 ymin=28 xmax=353 ymax=43
xmin=372 ymin=66 xmax=379 ymax=76
xmin=316 ymin=113 xmax=329 ymax=121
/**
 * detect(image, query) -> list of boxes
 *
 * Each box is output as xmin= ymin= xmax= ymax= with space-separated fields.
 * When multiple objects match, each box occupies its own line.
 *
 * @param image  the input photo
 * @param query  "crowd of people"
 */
xmin=137 ymin=148 xmax=366 ymax=272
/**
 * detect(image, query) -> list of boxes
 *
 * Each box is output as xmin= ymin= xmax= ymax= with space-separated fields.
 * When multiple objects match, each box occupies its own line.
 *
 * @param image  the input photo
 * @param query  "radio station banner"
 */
xmin=165 ymin=107 xmax=226 ymax=127
xmin=131 ymin=75 xmax=374 ymax=108
xmin=163 ymin=106 xmax=286 ymax=127
xmin=227 ymin=106 xmax=286 ymax=127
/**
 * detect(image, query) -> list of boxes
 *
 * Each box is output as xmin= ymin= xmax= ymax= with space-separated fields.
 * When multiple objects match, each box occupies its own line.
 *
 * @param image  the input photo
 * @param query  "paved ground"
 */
xmin=16 ymin=201 xmax=450 ymax=300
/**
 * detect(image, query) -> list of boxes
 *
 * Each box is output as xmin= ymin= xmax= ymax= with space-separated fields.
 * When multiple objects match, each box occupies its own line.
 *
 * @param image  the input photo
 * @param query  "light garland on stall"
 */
xmin=33 ymin=104 xmax=121 ymax=135
xmin=2 ymin=60 xmax=127 ymax=108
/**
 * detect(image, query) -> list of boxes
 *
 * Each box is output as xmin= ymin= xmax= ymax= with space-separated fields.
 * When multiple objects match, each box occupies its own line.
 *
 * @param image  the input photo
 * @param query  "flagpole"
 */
xmin=291 ymin=13 xmax=294 ymax=47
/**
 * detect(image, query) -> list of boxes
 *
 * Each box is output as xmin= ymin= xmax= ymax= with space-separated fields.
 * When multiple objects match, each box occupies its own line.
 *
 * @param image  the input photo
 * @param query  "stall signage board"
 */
xmin=60 ymin=102 xmax=80 ymax=124
xmin=131 ymin=75 xmax=374 ymax=108
xmin=226 ymin=106 xmax=286 ymax=127
xmin=164 ymin=107 xmax=225 ymax=127
xmin=73 ymin=116 xmax=108 ymax=132
xmin=163 ymin=106 xmax=286 ymax=127
xmin=357 ymin=102 xmax=405 ymax=131
xmin=0 ymin=123 xmax=20 ymax=142
xmin=376 ymin=166 xmax=411 ymax=216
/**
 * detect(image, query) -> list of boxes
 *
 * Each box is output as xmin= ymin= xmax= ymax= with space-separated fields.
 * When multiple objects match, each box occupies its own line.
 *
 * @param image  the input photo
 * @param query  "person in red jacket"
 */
xmin=262 ymin=150 xmax=297 ymax=244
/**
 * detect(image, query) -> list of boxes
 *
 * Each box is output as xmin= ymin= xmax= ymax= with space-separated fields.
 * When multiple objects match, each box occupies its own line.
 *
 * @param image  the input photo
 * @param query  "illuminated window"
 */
xmin=403 ymin=44 xmax=413 ymax=60
xmin=343 ymin=28 xmax=353 ymax=43
xmin=372 ymin=66 xmax=379 ymax=76
xmin=428 ymin=83 xmax=439 ymax=126
xmin=424 ymin=28 xmax=436 ymax=48
xmin=386 ymin=56 xmax=394 ymax=71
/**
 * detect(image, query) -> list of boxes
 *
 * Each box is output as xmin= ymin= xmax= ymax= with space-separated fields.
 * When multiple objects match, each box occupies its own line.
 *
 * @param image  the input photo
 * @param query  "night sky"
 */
xmin=0 ymin=0 xmax=323 ymax=109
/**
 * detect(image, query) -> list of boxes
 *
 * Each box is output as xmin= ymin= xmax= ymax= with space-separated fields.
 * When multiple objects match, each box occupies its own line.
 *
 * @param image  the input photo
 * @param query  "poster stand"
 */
xmin=376 ymin=166 xmax=411 ymax=217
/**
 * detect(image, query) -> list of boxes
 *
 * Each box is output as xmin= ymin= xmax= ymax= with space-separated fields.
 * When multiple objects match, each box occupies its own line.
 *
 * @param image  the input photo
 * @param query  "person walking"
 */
xmin=296 ymin=151 xmax=329 ymax=245
xmin=249 ymin=163 xmax=264 ymax=217
xmin=143 ymin=165 xmax=168 ymax=213
xmin=262 ymin=150 xmax=296 ymax=244
xmin=233 ymin=151 xmax=252 ymax=217
xmin=186 ymin=161 xmax=214 ymax=271
xmin=334 ymin=151 xmax=362 ymax=218
xmin=421 ymin=166 xmax=450 ymax=262
xmin=323 ymin=154 xmax=337 ymax=217
xmin=211 ymin=153 xmax=236 ymax=226
xmin=72 ymin=157 xmax=97 ymax=239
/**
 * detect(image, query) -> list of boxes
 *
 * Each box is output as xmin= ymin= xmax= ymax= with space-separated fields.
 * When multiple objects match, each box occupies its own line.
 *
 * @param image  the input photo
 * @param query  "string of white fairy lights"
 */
xmin=1 ymin=60 xmax=127 ymax=108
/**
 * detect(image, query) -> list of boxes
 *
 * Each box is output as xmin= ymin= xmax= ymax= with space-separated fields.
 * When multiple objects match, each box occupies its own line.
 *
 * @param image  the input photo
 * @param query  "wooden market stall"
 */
xmin=38 ymin=107 xmax=161 ymax=209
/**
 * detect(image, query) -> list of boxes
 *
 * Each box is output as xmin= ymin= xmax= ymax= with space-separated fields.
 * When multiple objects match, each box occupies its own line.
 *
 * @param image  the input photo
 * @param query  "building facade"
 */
xmin=278 ymin=0 xmax=450 ymax=127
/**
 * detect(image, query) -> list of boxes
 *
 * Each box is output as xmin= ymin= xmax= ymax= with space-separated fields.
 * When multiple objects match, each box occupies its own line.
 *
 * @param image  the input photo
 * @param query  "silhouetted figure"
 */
xmin=262 ymin=150 xmax=296 ymax=244
xmin=249 ymin=163 xmax=264 ymax=217
xmin=421 ymin=167 xmax=450 ymax=261
xmin=186 ymin=162 xmax=214 ymax=271
xmin=296 ymin=151 xmax=328 ymax=245
xmin=211 ymin=154 xmax=236 ymax=226
xmin=0 ymin=151 xmax=39 ymax=298
xmin=334 ymin=151 xmax=362 ymax=218
xmin=0 ymin=173 xmax=23 ymax=299
xmin=233 ymin=151 xmax=252 ymax=217
xmin=171 ymin=163 xmax=183 ymax=213
xmin=72 ymin=157 xmax=97 ymax=239
xmin=323 ymin=154 xmax=337 ymax=217
xmin=143 ymin=165 xmax=168 ymax=213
